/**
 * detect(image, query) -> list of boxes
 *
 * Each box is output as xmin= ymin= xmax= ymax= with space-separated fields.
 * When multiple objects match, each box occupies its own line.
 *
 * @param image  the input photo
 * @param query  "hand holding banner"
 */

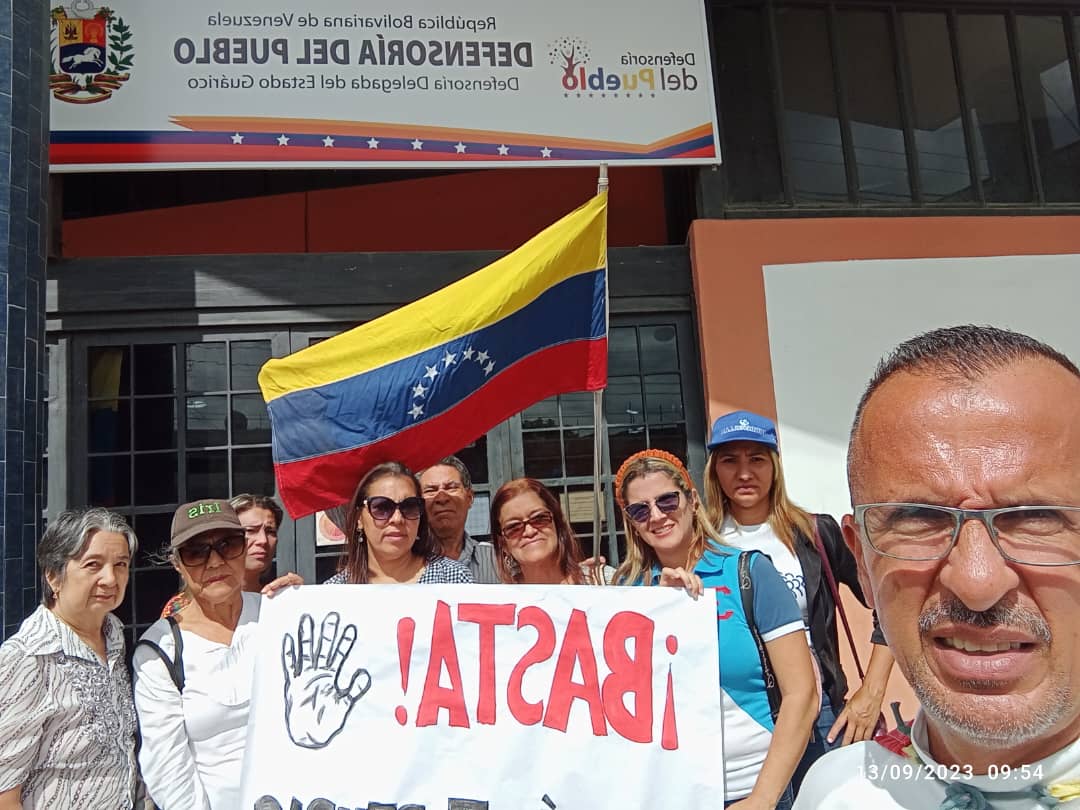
xmin=241 ymin=584 xmax=725 ymax=809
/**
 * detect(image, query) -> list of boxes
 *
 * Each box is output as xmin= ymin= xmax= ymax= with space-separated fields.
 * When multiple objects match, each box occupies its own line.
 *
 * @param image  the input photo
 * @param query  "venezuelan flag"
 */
xmin=259 ymin=192 xmax=608 ymax=517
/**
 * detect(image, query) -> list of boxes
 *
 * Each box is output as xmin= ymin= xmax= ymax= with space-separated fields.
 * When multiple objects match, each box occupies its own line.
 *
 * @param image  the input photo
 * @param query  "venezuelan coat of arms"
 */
xmin=50 ymin=1 xmax=134 ymax=103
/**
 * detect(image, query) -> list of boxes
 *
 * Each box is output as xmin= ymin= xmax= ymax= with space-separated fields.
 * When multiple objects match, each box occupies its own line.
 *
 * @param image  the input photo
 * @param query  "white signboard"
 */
xmin=49 ymin=1 xmax=721 ymax=172
xmin=240 ymin=584 xmax=724 ymax=809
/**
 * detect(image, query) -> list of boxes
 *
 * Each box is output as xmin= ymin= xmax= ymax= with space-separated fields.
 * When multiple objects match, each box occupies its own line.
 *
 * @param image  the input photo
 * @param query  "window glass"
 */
xmin=186 ymin=395 xmax=228 ymax=447
xmin=230 ymin=340 xmax=272 ymax=391
xmin=186 ymin=342 xmax=227 ymax=393
xmin=89 ymin=399 xmax=130 ymax=453
xmin=777 ymin=6 xmax=849 ymax=202
xmin=134 ymin=398 xmax=176 ymax=451
xmin=713 ymin=4 xmax=785 ymax=202
xmin=1016 ymin=15 xmax=1079 ymax=202
xmin=134 ymin=344 xmax=175 ymax=395
xmin=839 ymin=9 xmax=912 ymax=202
xmin=958 ymin=14 xmax=1033 ymax=202
xmin=134 ymin=453 xmax=177 ymax=505
xmin=901 ymin=12 xmax=976 ymax=202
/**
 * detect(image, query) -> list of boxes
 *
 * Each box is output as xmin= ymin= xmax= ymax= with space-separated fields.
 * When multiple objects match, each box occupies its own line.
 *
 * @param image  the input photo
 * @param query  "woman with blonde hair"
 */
xmin=613 ymin=448 xmax=817 ymax=810
xmin=704 ymin=410 xmax=894 ymax=788
xmin=489 ymin=477 xmax=611 ymax=584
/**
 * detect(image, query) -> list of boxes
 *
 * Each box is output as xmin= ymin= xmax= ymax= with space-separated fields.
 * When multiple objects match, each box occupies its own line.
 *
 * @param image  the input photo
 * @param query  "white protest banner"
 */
xmin=49 ymin=0 xmax=720 ymax=172
xmin=240 ymin=584 xmax=724 ymax=809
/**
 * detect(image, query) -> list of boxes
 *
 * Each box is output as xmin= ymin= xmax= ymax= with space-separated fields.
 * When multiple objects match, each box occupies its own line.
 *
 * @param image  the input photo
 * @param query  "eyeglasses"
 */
xmin=177 ymin=532 xmax=247 ymax=566
xmin=624 ymin=491 xmax=683 ymax=524
xmin=364 ymin=496 xmax=424 ymax=523
xmin=500 ymin=511 xmax=555 ymax=540
xmin=421 ymin=481 xmax=466 ymax=499
xmin=854 ymin=503 xmax=1080 ymax=566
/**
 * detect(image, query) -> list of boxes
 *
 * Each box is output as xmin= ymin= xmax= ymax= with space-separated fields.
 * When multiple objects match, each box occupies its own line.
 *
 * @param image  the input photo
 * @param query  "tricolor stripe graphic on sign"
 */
xmin=49 ymin=122 xmax=716 ymax=167
xmin=259 ymin=191 xmax=608 ymax=518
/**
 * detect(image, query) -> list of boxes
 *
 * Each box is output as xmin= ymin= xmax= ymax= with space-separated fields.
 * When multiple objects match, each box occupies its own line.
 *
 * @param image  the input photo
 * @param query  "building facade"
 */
xmin=2 ymin=0 xmax=1079 ymax=645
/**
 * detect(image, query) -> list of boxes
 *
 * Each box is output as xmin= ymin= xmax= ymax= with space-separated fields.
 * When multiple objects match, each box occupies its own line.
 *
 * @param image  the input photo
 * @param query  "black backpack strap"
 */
xmin=738 ymin=550 xmax=782 ymax=722
xmin=135 ymin=615 xmax=185 ymax=693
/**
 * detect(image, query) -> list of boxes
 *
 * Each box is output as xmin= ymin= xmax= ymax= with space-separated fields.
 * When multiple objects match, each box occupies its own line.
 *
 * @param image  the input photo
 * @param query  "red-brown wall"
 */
xmin=62 ymin=167 xmax=668 ymax=256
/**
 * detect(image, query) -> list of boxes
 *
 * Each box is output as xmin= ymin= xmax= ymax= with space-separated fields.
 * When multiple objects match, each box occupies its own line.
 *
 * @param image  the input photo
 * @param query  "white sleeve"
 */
xmin=132 ymin=639 xmax=211 ymax=810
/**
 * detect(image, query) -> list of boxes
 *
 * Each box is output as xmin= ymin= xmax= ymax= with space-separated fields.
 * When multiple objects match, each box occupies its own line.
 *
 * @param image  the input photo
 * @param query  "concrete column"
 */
xmin=0 ymin=0 xmax=49 ymax=640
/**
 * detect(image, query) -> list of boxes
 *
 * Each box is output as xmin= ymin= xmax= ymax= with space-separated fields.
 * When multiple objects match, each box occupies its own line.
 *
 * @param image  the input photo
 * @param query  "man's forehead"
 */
xmin=421 ymin=464 xmax=464 ymax=484
xmin=852 ymin=360 xmax=1080 ymax=495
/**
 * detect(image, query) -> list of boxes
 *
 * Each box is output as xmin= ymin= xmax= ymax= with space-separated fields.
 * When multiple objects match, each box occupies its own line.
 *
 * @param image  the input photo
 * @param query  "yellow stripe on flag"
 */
xmin=259 ymin=191 xmax=607 ymax=402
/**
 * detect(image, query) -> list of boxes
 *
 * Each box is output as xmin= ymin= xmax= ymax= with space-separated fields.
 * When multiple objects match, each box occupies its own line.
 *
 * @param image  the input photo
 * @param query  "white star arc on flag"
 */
xmin=406 ymin=346 xmax=496 ymax=423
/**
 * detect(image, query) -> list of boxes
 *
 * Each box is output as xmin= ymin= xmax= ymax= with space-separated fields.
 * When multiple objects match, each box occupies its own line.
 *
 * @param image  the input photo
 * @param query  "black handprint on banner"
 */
xmin=281 ymin=611 xmax=372 ymax=748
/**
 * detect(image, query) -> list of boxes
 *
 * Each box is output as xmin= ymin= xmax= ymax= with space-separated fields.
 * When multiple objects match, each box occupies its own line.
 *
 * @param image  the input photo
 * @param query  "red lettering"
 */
xmin=415 ymin=600 xmax=469 ymax=728
xmin=543 ymin=609 xmax=607 ymax=736
xmin=507 ymin=606 xmax=556 ymax=725
xmin=601 ymin=611 xmax=654 ymax=743
xmin=457 ymin=603 xmax=516 ymax=725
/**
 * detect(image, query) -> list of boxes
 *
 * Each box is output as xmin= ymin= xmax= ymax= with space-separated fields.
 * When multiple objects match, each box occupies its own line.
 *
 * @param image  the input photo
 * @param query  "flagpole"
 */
xmin=591 ymin=163 xmax=610 ymax=583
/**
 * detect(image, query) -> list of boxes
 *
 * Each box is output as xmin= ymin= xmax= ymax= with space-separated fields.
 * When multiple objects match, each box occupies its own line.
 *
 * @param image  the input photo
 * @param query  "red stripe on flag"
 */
xmin=273 ymin=338 xmax=607 ymax=517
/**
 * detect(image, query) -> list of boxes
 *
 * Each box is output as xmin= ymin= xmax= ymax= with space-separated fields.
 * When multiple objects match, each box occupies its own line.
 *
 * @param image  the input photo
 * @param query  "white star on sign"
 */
xmin=462 ymin=347 xmax=475 ymax=360
xmin=484 ymin=361 xmax=495 ymax=376
xmin=411 ymin=138 xmax=424 ymax=150
xmin=367 ymin=137 xmax=380 ymax=149
xmin=497 ymin=144 xmax=509 ymax=156
xmin=277 ymin=134 xmax=290 ymax=146
xmin=412 ymin=382 xmax=428 ymax=398
xmin=454 ymin=142 xmax=467 ymax=154
xmin=476 ymin=350 xmax=489 ymax=364
xmin=322 ymin=136 xmax=335 ymax=147
xmin=409 ymin=404 xmax=424 ymax=420
xmin=443 ymin=350 xmax=457 ymax=367
xmin=424 ymin=365 xmax=439 ymax=381
xmin=231 ymin=133 xmax=244 ymax=144
xmin=540 ymin=147 xmax=552 ymax=158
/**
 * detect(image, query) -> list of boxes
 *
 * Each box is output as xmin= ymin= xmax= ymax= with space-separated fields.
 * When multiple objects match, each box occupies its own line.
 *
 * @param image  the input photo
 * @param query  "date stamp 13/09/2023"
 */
xmin=859 ymin=762 xmax=1045 ymax=783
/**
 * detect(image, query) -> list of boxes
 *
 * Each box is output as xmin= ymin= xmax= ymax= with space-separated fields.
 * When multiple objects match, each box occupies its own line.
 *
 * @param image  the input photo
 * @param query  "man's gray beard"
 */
xmin=912 ymin=596 xmax=1067 ymax=746
xmin=910 ymin=657 xmax=1072 ymax=746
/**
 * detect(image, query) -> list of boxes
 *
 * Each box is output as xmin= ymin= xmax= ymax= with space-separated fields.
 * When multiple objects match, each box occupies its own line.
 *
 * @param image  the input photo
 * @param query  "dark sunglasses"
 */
xmin=624 ymin=491 xmax=683 ymax=524
xmin=364 ymin=495 xmax=424 ymax=523
xmin=177 ymin=532 xmax=246 ymax=566
xmin=500 ymin=511 xmax=555 ymax=540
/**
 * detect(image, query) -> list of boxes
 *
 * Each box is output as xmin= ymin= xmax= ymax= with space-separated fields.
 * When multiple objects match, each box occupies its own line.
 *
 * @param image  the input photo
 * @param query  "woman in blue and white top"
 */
xmin=613 ymin=448 xmax=817 ymax=810
xmin=704 ymin=410 xmax=894 ymax=789
xmin=324 ymin=461 xmax=472 ymax=585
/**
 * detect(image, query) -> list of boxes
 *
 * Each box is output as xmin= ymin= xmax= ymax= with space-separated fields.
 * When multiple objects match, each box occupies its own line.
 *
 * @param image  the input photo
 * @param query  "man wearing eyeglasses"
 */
xmin=418 ymin=456 xmax=500 ymax=584
xmin=794 ymin=325 xmax=1080 ymax=809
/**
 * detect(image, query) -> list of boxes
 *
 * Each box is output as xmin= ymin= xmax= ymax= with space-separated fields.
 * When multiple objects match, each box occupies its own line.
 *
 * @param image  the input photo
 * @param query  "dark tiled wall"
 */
xmin=0 ymin=0 xmax=48 ymax=640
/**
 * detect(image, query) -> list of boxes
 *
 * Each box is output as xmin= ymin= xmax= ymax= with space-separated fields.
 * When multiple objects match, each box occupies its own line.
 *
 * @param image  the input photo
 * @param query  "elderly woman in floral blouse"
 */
xmin=0 ymin=508 xmax=140 ymax=809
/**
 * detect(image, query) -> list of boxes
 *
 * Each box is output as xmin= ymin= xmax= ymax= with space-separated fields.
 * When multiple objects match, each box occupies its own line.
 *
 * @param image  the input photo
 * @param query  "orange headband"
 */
xmin=613 ymin=449 xmax=695 ymax=507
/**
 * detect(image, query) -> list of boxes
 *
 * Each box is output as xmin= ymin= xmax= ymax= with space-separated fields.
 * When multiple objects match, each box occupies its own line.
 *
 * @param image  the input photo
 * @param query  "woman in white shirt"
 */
xmin=0 ymin=508 xmax=139 ymax=809
xmin=704 ymin=410 xmax=895 ymax=792
xmin=132 ymin=499 xmax=300 ymax=810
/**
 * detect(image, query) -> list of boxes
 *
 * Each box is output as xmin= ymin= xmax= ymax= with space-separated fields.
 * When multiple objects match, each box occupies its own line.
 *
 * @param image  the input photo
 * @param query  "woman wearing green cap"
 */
xmin=133 ymin=499 xmax=302 ymax=810
xmin=704 ymin=410 xmax=895 ymax=791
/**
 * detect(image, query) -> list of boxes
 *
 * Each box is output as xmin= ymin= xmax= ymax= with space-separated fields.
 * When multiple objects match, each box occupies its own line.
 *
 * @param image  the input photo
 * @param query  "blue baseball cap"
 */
xmin=707 ymin=410 xmax=779 ymax=452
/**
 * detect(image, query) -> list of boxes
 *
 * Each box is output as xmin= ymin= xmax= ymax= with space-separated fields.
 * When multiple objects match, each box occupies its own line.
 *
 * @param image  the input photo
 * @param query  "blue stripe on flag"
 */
xmin=268 ymin=268 xmax=605 ymax=463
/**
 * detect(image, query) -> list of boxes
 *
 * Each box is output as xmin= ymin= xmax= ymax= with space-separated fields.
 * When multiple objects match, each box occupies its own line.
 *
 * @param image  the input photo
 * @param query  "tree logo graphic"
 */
xmin=50 ymin=1 xmax=135 ymax=104
xmin=548 ymin=37 xmax=591 ymax=84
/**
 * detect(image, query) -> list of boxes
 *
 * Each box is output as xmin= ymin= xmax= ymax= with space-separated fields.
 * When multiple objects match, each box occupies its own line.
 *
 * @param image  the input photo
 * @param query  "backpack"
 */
xmin=737 ymin=550 xmax=783 ymax=722
xmin=134 ymin=615 xmax=186 ymax=693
